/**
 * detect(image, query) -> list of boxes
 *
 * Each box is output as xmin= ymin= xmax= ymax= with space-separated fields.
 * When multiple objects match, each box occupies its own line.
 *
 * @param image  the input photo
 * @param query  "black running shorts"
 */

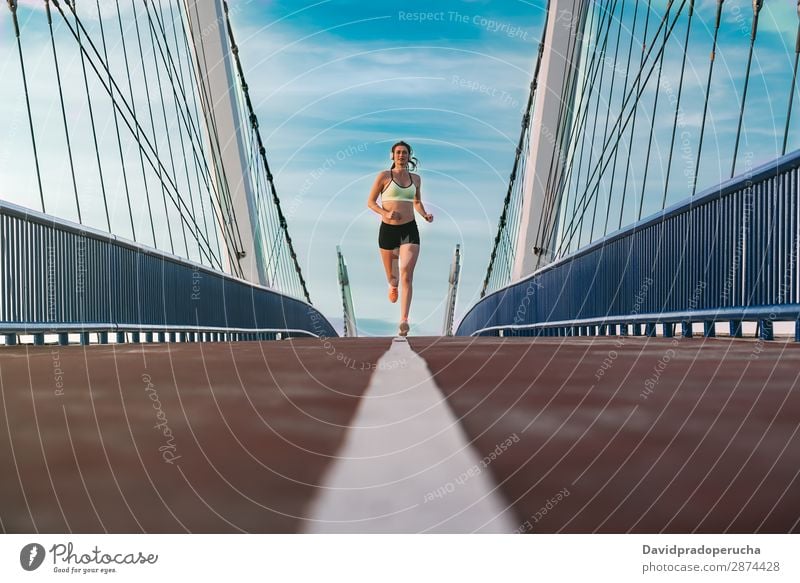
xmin=378 ymin=220 xmax=420 ymax=250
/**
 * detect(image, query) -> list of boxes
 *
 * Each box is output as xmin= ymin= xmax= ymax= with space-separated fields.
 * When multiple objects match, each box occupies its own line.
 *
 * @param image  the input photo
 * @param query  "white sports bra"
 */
xmin=381 ymin=171 xmax=416 ymax=202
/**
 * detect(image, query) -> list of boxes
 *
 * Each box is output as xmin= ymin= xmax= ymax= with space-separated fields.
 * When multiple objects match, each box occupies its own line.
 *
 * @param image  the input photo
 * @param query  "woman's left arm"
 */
xmin=413 ymin=175 xmax=434 ymax=223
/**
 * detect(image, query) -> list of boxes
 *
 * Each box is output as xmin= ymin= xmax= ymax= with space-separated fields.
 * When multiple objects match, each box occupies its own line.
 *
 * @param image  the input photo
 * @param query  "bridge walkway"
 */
xmin=0 ymin=336 xmax=797 ymax=533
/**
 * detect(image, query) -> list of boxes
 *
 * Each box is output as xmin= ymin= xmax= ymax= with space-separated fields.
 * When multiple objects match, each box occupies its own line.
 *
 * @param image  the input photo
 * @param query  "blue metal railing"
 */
xmin=456 ymin=149 xmax=800 ymax=341
xmin=0 ymin=200 xmax=337 ymax=345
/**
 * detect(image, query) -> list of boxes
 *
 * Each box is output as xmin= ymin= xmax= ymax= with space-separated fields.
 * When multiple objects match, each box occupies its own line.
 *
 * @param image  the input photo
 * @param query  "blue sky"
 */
xmin=0 ymin=0 xmax=796 ymax=337
xmin=0 ymin=0 xmax=545 ymax=337
xmin=226 ymin=0 xmax=545 ymax=335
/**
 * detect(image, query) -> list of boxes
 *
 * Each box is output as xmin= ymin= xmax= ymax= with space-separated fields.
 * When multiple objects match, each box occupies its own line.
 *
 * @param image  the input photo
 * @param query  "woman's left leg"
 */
xmin=398 ymin=243 xmax=420 ymax=323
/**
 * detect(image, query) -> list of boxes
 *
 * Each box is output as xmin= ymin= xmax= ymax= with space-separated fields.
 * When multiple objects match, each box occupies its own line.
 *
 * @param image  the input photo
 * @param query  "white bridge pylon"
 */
xmin=185 ymin=0 xmax=267 ymax=286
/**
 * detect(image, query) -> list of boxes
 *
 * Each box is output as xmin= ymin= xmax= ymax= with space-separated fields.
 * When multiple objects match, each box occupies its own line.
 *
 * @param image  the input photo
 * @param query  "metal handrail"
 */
xmin=456 ymin=148 xmax=800 ymax=340
xmin=0 ymin=199 xmax=337 ymax=344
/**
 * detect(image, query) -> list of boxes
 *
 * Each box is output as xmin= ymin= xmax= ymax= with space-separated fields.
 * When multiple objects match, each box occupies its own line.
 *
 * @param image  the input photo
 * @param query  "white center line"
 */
xmin=304 ymin=337 xmax=516 ymax=533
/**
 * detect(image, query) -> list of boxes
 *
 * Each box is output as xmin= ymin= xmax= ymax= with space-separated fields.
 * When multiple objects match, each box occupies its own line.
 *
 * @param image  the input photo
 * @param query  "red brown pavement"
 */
xmin=409 ymin=335 xmax=800 ymax=533
xmin=0 ymin=339 xmax=388 ymax=533
xmin=1 ymin=335 xmax=799 ymax=533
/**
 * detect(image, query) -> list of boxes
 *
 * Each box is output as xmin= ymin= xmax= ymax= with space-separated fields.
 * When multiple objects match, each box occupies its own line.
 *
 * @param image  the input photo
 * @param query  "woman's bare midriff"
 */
xmin=381 ymin=200 xmax=415 ymax=225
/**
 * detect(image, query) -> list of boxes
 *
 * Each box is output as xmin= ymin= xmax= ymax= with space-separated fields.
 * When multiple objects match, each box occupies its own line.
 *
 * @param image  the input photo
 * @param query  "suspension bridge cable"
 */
xmin=481 ymin=73 xmax=536 ymax=295
xmin=149 ymin=0 xmax=234 ymax=268
xmin=161 ymin=0 xmax=225 ymax=264
xmin=636 ymin=1 xmax=671 ymax=221
xmin=158 ymin=0 xmax=227 ymax=261
xmin=95 ymin=0 xmax=136 ymax=239
xmin=166 ymin=1 xmax=225 ymax=261
xmin=559 ymin=0 xmax=614 ymax=246
xmin=44 ymin=0 xmax=82 ymax=224
xmin=547 ymin=0 xmax=618 ymax=249
xmin=70 ymin=0 xmax=111 ymax=231
xmin=532 ymin=0 xmax=604 ymax=262
xmin=113 ymin=0 xmax=158 ymax=245
xmin=248 ymin=137 xmax=277 ymax=283
xmin=146 ymin=0 xmax=203 ymax=259
xmin=552 ymin=0 xmax=686 ymax=258
xmin=553 ymin=0 xmax=685 ymax=253
xmin=505 ymin=126 xmax=534 ymax=275
xmin=730 ymin=0 xmax=764 ymax=178
xmin=7 ymin=0 xmax=46 ymax=212
xmin=564 ymin=0 xmax=617 ymax=245
xmin=586 ymin=0 xmax=623 ymax=245
xmin=535 ymin=0 xmax=616 ymax=254
xmin=783 ymin=2 xmax=800 ymax=156
xmin=616 ymin=0 xmax=650 ymax=230
xmin=536 ymin=0 xmax=589 ymax=252
xmin=131 ymin=0 xmax=175 ymax=254
xmin=612 ymin=0 xmax=645 ymax=232
xmin=662 ymin=0 xmax=695 ymax=209
xmin=154 ymin=0 xmax=197 ymax=239
xmin=591 ymin=0 xmax=628 ymax=243
xmin=222 ymin=0 xmax=312 ymax=302
xmin=536 ymin=0 xmax=596 ymax=241
xmin=142 ymin=0 xmax=190 ymax=257
xmin=51 ymin=0 xmax=226 ymax=270
xmin=692 ymin=0 xmax=724 ymax=196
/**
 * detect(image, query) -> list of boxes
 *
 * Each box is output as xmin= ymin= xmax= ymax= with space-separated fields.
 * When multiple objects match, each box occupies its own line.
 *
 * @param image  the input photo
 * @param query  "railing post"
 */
xmin=663 ymin=323 xmax=674 ymax=338
xmin=5 ymin=334 xmax=17 ymax=346
xmin=682 ymin=322 xmax=693 ymax=338
xmin=729 ymin=320 xmax=743 ymax=337
xmin=703 ymin=322 xmax=715 ymax=337
xmin=759 ymin=319 xmax=774 ymax=340
xmin=58 ymin=333 xmax=69 ymax=346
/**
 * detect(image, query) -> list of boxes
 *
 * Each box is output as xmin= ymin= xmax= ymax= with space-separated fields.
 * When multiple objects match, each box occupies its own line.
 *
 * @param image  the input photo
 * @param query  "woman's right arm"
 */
xmin=367 ymin=171 xmax=396 ymax=220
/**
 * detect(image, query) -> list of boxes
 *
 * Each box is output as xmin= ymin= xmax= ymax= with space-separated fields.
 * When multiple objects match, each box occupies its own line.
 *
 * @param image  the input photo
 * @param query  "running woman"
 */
xmin=367 ymin=141 xmax=434 ymax=336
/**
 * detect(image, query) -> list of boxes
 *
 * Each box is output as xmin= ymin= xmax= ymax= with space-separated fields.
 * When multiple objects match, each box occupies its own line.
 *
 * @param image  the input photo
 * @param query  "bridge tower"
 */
xmin=512 ymin=0 xmax=586 ymax=280
xmin=336 ymin=246 xmax=358 ymax=337
xmin=184 ymin=0 xmax=267 ymax=285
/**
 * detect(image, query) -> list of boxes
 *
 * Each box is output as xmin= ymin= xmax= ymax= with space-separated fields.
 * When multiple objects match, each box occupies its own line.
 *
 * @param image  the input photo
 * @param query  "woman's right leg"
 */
xmin=379 ymin=222 xmax=400 ymax=301
xmin=379 ymin=248 xmax=399 ymax=287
